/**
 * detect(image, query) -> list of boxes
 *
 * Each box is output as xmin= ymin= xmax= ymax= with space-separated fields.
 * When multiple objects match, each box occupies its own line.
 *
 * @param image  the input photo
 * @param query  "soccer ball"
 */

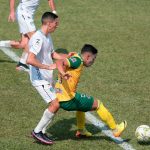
xmin=135 ymin=125 xmax=150 ymax=143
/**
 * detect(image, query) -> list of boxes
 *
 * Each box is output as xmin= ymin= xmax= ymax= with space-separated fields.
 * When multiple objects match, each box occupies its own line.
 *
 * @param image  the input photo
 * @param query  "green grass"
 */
xmin=0 ymin=0 xmax=150 ymax=149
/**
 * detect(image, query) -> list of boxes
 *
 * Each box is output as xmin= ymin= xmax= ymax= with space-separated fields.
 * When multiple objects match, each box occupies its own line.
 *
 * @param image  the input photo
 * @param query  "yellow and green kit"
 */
xmin=55 ymin=53 xmax=94 ymax=112
xmin=55 ymin=53 xmax=117 ymax=130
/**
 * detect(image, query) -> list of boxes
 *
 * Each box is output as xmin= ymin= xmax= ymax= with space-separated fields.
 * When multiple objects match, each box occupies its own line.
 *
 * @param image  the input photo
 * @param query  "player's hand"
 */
xmin=68 ymin=52 xmax=76 ymax=58
xmin=48 ymin=63 xmax=56 ymax=70
xmin=8 ymin=11 xmax=16 ymax=22
xmin=62 ymin=72 xmax=72 ymax=80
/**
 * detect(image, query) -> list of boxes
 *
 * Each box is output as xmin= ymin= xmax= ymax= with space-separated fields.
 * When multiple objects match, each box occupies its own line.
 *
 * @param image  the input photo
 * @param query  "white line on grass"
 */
xmin=86 ymin=112 xmax=136 ymax=150
xmin=0 ymin=47 xmax=136 ymax=150
xmin=0 ymin=47 xmax=20 ymax=62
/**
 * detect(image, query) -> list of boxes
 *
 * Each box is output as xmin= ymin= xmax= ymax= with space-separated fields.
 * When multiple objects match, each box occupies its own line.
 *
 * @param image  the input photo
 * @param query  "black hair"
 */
xmin=81 ymin=44 xmax=98 ymax=54
xmin=41 ymin=12 xmax=58 ymax=24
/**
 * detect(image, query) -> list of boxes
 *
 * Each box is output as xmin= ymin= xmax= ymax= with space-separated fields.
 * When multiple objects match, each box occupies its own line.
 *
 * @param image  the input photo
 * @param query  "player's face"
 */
xmin=47 ymin=18 xmax=59 ymax=32
xmin=84 ymin=53 xmax=97 ymax=67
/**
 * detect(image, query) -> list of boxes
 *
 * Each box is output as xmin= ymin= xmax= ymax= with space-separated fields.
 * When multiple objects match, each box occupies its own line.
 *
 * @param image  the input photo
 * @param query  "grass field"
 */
xmin=0 ymin=0 xmax=150 ymax=149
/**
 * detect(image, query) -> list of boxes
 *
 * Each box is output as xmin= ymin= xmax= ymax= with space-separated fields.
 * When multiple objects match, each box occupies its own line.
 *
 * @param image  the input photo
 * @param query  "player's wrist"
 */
xmin=45 ymin=65 xmax=50 ymax=70
xmin=52 ymin=10 xmax=57 ymax=14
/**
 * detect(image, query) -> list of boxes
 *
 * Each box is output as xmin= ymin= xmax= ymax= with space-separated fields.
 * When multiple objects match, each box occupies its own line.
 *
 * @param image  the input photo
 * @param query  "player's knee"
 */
xmin=91 ymin=99 xmax=99 ymax=110
xmin=19 ymin=41 xmax=27 ymax=49
xmin=10 ymin=41 xmax=27 ymax=49
xmin=49 ymin=99 xmax=60 ymax=111
xmin=54 ymin=101 xmax=60 ymax=109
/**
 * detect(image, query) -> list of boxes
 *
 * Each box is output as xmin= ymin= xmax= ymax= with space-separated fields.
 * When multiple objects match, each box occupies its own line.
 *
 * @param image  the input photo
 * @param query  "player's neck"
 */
xmin=41 ymin=26 xmax=49 ymax=36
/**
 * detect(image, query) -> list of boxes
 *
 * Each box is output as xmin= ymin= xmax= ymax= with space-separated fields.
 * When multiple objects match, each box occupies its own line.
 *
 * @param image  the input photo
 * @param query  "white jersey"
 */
xmin=19 ymin=0 xmax=40 ymax=14
xmin=29 ymin=30 xmax=54 ymax=86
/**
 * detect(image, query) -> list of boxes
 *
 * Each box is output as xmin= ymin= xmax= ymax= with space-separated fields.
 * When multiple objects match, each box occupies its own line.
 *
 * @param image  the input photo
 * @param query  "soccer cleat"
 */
xmin=113 ymin=120 xmax=127 ymax=137
xmin=76 ymin=128 xmax=92 ymax=138
xmin=16 ymin=62 xmax=29 ymax=72
xmin=43 ymin=133 xmax=54 ymax=142
xmin=31 ymin=131 xmax=54 ymax=145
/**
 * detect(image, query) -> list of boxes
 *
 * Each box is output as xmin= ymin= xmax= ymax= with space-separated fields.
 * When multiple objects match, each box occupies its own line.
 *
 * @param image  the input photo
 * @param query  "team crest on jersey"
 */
xmin=36 ymin=39 xmax=40 ymax=44
xmin=70 ymin=57 xmax=77 ymax=63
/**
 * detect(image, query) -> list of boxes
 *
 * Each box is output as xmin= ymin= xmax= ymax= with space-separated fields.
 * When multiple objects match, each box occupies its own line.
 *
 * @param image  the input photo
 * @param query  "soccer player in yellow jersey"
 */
xmin=55 ymin=44 xmax=127 ymax=137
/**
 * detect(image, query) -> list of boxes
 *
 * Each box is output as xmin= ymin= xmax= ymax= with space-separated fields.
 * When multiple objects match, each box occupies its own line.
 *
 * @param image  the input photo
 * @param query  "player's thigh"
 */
xmin=18 ymin=34 xmax=29 ymax=49
xmin=34 ymin=84 xmax=56 ymax=104
xmin=59 ymin=98 xmax=77 ymax=111
xmin=75 ymin=92 xmax=94 ymax=111
xmin=16 ymin=7 xmax=36 ymax=34
xmin=60 ymin=93 xmax=94 ymax=112
xmin=26 ymin=31 xmax=35 ymax=39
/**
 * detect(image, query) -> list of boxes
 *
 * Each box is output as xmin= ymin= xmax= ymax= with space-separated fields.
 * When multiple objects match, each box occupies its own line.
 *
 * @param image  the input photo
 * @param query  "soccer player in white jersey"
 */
xmin=0 ymin=0 xmax=57 ymax=71
xmin=27 ymin=12 xmax=60 ymax=145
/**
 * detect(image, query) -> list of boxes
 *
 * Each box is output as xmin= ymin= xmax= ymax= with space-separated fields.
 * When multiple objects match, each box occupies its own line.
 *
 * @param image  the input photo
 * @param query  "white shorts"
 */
xmin=34 ymin=84 xmax=56 ymax=103
xmin=16 ymin=5 xmax=36 ymax=34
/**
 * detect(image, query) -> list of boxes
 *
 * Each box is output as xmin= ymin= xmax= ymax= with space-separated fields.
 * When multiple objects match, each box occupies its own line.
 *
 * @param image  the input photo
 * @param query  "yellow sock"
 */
xmin=96 ymin=101 xmax=116 ymax=129
xmin=76 ymin=111 xmax=85 ymax=130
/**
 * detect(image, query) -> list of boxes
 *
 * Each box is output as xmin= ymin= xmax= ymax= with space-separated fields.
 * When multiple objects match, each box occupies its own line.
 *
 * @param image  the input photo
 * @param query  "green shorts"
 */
xmin=59 ymin=92 xmax=94 ymax=112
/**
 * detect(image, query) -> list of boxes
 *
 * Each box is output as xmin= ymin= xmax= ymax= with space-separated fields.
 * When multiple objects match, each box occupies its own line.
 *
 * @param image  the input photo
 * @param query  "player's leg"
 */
xmin=32 ymin=84 xmax=59 ymax=144
xmin=76 ymin=111 xmax=92 ymax=137
xmin=15 ymin=8 xmax=36 ymax=71
xmin=15 ymin=34 xmax=30 ymax=71
xmin=91 ymin=100 xmax=117 ymax=129
xmin=91 ymin=99 xmax=127 ymax=137
xmin=16 ymin=31 xmax=36 ymax=71
xmin=0 ymin=37 xmax=30 ymax=72
xmin=60 ymin=93 xmax=127 ymax=137
xmin=0 ymin=33 xmax=29 ymax=49
xmin=15 ymin=5 xmax=36 ymax=71
xmin=59 ymin=93 xmax=94 ymax=137
xmin=0 ymin=9 xmax=36 ymax=71
xmin=32 ymin=99 xmax=59 ymax=144
xmin=0 ymin=34 xmax=30 ymax=71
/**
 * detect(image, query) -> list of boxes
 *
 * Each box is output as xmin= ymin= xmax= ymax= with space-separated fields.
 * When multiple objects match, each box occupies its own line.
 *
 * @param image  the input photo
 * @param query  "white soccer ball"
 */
xmin=135 ymin=125 xmax=150 ymax=143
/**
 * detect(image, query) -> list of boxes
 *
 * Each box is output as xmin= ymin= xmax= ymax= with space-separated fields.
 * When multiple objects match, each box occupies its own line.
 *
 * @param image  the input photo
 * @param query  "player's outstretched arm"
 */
xmin=27 ymin=52 xmax=56 ymax=70
xmin=8 ymin=0 xmax=15 ymax=22
xmin=52 ymin=52 xmax=77 ymax=60
xmin=52 ymin=52 xmax=68 ymax=60
xmin=48 ymin=0 xmax=57 ymax=14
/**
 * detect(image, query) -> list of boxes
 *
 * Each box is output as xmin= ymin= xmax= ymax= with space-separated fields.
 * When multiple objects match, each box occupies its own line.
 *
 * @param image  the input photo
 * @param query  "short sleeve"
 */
xmin=67 ymin=57 xmax=82 ymax=69
xmin=51 ymin=48 xmax=55 ymax=53
xmin=29 ymin=37 xmax=43 ymax=55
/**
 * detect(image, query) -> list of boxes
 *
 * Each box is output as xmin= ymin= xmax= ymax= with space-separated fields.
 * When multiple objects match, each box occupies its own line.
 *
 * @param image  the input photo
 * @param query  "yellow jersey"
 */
xmin=55 ymin=53 xmax=83 ymax=102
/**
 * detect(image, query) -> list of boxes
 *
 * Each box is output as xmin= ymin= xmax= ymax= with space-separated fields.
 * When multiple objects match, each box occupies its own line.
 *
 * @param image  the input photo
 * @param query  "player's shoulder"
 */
xmin=30 ymin=30 xmax=43 ymax=42
xmin=33 ymin=30 xmax=43 ymax=38
xmin=71 ymin=53 xmax=82 ymax=61
xmin=67 ymin=53 xmax=83 ymax=69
